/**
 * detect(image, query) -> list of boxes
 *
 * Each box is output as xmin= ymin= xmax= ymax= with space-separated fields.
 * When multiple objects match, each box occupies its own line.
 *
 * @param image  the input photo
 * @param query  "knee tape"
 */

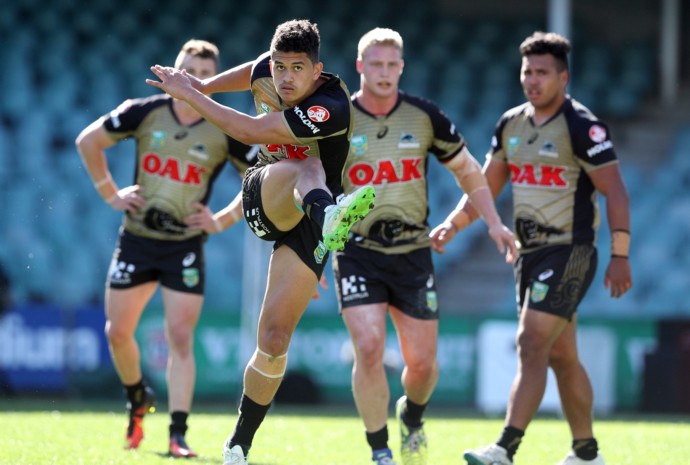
xmin=248 ymin=348 xmax=287 ymax=379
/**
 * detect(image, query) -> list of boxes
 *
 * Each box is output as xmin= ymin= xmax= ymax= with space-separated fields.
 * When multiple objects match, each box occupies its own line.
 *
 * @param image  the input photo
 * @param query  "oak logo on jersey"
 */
xmin=350 ymin=135 xmax=368 ymax=155
xmin=266 ymin=144 xmax=309 ymax=160
xmin=307 ymin=105 xmax=330 ymax=122
xmin=142 ymin=153 xmax=207 ymax=184
xmin=509 ymin=162 xmax=567 ymax=188
xmin=347 ymin=158 xmax=422 ymax=186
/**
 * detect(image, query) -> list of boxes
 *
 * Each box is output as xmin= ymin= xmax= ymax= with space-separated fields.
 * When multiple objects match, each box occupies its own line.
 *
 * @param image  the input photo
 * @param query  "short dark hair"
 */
xmin=270 ymin=19 xmax=320 ymax=64
xmin=520 ymin=31 xmax=571 ymax=71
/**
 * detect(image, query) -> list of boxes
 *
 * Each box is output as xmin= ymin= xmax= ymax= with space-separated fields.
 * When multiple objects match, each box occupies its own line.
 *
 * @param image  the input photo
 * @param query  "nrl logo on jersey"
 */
xmin=151 ymin=131 xmax=166 ymax=149
xmin=350 ymin=135 xmax=368 ymax=155
xmin=507 ymin=137 xmax=521 ymax=156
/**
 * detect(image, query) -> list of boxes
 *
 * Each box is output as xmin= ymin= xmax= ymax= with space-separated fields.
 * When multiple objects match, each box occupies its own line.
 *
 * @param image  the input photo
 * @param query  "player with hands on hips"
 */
xmin=76 ymin=39 xmax=256 ymax=458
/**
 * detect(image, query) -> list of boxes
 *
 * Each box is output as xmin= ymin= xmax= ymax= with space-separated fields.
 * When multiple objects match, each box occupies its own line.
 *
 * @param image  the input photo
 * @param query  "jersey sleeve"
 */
xmin=225 ymin=137 xmax=259 ymax=174
xmin=282 ymin=85 xmax=350 ymax=143
xmin=569 ymin=118 xmax=618 ymax=171
xmin=102 ymin=95 xmax=168 ymax=140
xmin=487 ymin=113 xmax=510 ymax=163
xmin=427 ymin=103 xmax=465 ymax=163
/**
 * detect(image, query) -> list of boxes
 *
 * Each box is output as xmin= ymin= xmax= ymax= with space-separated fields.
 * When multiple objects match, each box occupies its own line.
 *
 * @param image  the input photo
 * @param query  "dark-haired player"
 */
xmin=146 ymin=19 xmax=375 ymax=465
xmin=442 ymin=31 xmax=632 ymax=465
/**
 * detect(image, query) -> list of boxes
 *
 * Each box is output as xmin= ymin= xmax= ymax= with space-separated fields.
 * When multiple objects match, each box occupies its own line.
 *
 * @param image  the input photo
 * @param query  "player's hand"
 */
xmin=109 ymin=185 xmax=145 ymax=213
xmin=146 ymin=65 xmax=194 ymax=100
xmin=184 ymin=202 xmax=221 ymax=234
xmin=312 ymin=274 xmax=329 ymax=299
xmin=429 ymin=221 xmax=458 ymax=254
xmin=604 ymin=256 xmax=632 ymax=298
xmin=488 ymin=223 xmax=518 ymax=264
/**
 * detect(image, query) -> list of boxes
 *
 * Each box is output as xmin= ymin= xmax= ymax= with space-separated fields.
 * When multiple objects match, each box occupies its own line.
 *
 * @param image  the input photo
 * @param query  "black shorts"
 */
xmin=107 ymin=228 xmax=206 ymax=294
xmin=515 ymin=243 xmax=597 ymax=320
xmin=242 ymin=165 xmax=329 ymax=278
xmin=332 ymin=243 xmax=439 ymax=320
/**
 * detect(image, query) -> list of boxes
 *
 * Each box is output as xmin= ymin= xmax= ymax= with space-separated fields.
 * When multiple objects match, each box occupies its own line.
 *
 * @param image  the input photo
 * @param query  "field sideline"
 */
xmin=2 ymin=398 xmax=689 ymax=464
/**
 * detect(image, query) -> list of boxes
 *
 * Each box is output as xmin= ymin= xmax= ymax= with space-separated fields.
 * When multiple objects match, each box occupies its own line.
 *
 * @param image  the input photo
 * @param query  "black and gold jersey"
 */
xmin=249 ymin=52 xmax=353 ymax=197
xmin=344 ymin=91 xmax=465 ymax=254
xmin=489 ymin=96 xmax=618 ymax=252
xmin=103 ymin=93 xmax=255 ymax=241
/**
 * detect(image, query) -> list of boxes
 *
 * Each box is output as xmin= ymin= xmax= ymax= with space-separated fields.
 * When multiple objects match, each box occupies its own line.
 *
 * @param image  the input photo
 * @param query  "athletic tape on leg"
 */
xmin=248 ymin=348 xmax=288 ymax=379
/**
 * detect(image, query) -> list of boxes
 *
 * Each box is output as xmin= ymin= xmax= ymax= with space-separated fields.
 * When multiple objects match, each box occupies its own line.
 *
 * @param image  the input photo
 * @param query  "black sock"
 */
xmin=572 ymin=437 xmax=598 ymax=460
xmin=169 ymin=411 xmax=189 ymax=436
xmin=497 ymin=425 xmax=525 ymax=460
xmin=229 ymin=394 xmax=272 ymax=455
xmin=366 ymin=425 xmax=389 ymax=451
xmin=124 ymin=380 xmax=146 ymax=408
xmin=401 ymin=398 xmax=426 ymax=429
xmin=301 ymin=188 xmax=333 ymax=228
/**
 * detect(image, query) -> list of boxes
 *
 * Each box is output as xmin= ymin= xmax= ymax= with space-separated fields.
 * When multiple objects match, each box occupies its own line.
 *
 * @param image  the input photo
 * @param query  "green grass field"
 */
xmin=2 ymin=398 xmax=689 ymax=465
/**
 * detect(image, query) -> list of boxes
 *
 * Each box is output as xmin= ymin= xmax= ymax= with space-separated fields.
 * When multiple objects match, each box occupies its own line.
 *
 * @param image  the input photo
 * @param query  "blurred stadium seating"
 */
xmin=0 ymin=0 xmax=683 ymax=318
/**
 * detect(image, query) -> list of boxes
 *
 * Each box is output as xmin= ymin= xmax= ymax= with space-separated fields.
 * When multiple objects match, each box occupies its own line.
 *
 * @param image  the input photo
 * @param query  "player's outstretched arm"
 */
xmin=146 ymin=65 xmax=297 ymax=145
xmin=198 ymin=61 xmax=253 ymax=94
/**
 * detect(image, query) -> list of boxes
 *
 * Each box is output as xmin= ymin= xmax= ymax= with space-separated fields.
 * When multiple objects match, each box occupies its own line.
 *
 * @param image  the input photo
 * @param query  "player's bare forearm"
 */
xmin=200 ymin=61 xmax=253 ymax=94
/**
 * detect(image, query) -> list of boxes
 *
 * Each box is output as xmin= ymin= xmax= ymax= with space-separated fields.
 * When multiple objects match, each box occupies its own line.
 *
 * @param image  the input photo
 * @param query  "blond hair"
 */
xmin=357 ymin=28 xmax=403 ymax=59
xmin=175 ymin=39 xmax=220 ymax=69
